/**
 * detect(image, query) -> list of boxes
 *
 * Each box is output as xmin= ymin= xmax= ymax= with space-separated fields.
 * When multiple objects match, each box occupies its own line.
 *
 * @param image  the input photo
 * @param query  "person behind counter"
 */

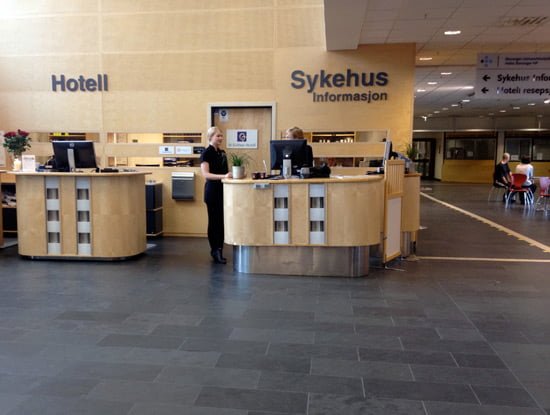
xmin=284 ymin=126 xmax=313 ymax=167
xmin=200 ymin=127 xmax=232 ymax=264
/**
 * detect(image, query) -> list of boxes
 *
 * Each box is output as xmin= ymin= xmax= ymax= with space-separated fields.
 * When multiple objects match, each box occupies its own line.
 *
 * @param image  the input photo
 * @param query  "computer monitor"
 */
xmin=51 ymin=140 xmax=97 ymax=172
xmin=270 ymin=139 xmax=311 ymax=172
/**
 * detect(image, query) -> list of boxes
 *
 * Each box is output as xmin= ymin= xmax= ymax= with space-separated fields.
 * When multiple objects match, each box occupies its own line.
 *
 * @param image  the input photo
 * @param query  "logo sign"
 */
xmin=227 ymin=129 xmax=258 ymax=149
xmin=290 ymin=68 xmax=390 ymax=103
xmin=51 ymin=74 xmax=108 ymax=92
xmin=476 ymin=53 xmax=550 ymax=99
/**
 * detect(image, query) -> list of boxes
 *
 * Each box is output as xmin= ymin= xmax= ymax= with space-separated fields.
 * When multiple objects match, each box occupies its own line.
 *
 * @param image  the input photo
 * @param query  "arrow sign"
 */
xmin=482 ymin=74 xmax=491 ymax=82
xmin=481 ymin=87 xmax=489 ymax=93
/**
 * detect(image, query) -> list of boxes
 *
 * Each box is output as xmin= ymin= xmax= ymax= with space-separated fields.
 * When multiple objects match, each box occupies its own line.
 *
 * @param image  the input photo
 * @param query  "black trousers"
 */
xmin=205 ymin=183 xmax=224 ymax=252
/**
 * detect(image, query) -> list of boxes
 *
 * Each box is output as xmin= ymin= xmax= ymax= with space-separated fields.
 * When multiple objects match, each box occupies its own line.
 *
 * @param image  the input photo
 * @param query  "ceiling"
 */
xmin=324 ymin=0 xmax=550 ymax=120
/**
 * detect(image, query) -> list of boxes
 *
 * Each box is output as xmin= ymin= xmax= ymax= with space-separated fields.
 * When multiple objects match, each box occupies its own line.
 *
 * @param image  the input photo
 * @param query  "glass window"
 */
xmin=445 ymin=136 xmax=495 ymax=160
xmin=505 ymin=138 xmax=531 ymax=161
xmin=532 ymin=138 xmax=550 ymax=161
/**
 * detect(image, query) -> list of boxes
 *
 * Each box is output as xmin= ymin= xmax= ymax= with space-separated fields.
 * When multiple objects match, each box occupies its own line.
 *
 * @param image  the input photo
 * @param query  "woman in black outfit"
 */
xmin=200 ymin=127 xmax=232 ymax=264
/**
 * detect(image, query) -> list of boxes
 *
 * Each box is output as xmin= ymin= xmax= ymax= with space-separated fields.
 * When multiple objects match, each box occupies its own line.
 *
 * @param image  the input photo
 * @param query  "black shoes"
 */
xmin=211 ymin=248 xmax=227 ymax=264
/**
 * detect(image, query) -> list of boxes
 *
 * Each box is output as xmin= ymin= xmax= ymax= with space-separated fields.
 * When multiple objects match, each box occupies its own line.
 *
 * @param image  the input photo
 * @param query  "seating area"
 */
xmin=504 ymin=173 xmax=535 ymax=207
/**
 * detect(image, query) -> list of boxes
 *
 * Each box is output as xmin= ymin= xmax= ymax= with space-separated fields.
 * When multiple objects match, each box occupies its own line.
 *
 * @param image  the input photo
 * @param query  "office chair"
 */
xmin=505 ymin=173 xmax=534 ymax=207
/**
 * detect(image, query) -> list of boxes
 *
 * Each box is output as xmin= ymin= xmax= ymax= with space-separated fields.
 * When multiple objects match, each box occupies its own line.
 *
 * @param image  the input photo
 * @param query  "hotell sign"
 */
xmin=51 ymin=74 xmax=108 ymax=92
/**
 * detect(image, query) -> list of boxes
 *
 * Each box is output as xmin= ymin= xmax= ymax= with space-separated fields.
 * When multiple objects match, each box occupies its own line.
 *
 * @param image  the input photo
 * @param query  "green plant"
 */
xmin=229 ymin=152 xmax=251 ymax=167
xmin=405 ymin=143 xmax=418 ymax=160
xmin=3 ymin=129 xmax=32 ymax=157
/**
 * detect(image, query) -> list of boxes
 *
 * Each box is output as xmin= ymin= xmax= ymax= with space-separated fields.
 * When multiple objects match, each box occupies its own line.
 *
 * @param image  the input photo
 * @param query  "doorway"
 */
xmin=412 ymin=138 xmax=436 ymax=179
xmin=209 ymin=104 xmax=275 ymax=173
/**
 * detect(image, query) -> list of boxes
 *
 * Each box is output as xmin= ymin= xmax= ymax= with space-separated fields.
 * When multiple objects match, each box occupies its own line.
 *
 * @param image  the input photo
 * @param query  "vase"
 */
xmin=12 ymin=157 xmax=22 ymax=171
xmin=232 ymin=165 xmax=245 ymax=179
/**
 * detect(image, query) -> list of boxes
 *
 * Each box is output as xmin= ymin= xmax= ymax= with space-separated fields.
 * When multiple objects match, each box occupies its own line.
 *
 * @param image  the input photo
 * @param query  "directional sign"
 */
xmin=475 ymin=53 xmax=550 ymax=99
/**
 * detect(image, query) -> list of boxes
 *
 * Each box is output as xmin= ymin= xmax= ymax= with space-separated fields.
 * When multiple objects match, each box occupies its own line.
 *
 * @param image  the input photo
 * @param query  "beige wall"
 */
xmin=0 ymin=1 xmax=415 ymax=236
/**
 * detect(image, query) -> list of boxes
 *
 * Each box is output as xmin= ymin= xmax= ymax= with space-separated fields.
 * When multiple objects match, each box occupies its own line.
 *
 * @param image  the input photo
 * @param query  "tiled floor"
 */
xmin=0 ymin=182 xmax=549 ymax=415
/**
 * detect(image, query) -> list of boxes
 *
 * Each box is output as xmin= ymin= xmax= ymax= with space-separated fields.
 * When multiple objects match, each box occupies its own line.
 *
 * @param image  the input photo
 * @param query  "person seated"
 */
xmin=493 ymin=153 xmax=512 ymax=201
xmin=284 ymin=126 xmax=313 ymax=167
xmin=515 ymin=155 xmax=537 ymax=204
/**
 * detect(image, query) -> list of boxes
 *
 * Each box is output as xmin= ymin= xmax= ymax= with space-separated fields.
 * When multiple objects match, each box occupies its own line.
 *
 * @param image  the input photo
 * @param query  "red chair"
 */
xmin=505 ymin=173 xmax=534 ymax=206
xmin=535 ymin=176 xmax=550 ymax=213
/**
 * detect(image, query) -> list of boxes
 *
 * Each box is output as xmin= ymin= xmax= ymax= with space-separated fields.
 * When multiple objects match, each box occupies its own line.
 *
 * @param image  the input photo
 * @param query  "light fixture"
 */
xmin=419 ymin=57 xmax=432 ymax=61
xmin=441 ymin=72 xmax=452 ymax=75
xmin=444 ymin=30 xmax=461 ymax=35
xmin=427 ymin=81 xmax=438 ymax=85
xmin=544 ymin=99 xmax=550 ymax=104
xmin=488 ymin=112 xmax=494 ymax=116
xmin=462 ymin=99 xmax=470 ymax=103
xmin=434 ymin=110 xmax=440 ymax=114
xmin=417 ymin=89 xmax=426 ymax=92
xmin=442 ymin=107 xmax=449 ymax=111
xmin=528 ymin=103 xmax=536 ymax=106
xmin=500 ymin=109 xmax=507 ymax=112
xmin=463 ymin=86 xmax=474 ymax=89
xmin=451 ymin=104 xmax=459 ymax=107
xmin=513 ymin=106 xmax=520 ymax=110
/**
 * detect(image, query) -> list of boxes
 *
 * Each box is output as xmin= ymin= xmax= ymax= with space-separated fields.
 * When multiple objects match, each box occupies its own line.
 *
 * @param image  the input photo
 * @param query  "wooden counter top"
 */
xmin=224 ymin=175 xmax=383 ymax=185
xmin=10 ymin=171 xmax=150 ymax=177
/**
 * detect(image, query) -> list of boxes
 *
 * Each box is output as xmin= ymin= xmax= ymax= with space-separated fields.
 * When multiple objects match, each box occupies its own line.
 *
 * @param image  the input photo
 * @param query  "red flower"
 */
xmin=4 ymin=131 xmax=16 ymax=138
xmin=17 ymin=129 xmax=29 ymax=137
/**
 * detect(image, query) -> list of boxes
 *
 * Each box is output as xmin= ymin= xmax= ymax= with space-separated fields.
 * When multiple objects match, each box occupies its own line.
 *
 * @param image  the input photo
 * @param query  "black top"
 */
xmin=493 ymin=162 xmax=510 ymax=184
xmin=200 ymin=145 xmax=229 ymax=178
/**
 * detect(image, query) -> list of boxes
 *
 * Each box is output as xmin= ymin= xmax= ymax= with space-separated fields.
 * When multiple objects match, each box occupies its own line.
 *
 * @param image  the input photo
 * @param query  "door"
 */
xmin=412 ymin=138 xmax=435 ymax=179
xmin=211 ymin=106 xmax=273 ymax=174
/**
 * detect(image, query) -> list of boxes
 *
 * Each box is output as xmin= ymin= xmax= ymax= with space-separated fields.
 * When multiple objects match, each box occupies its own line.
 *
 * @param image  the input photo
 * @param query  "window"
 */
xmin=504 ymin=133 xmax=550 ymax=161
xmin=445 ymin=133 xmax=496 ymax=160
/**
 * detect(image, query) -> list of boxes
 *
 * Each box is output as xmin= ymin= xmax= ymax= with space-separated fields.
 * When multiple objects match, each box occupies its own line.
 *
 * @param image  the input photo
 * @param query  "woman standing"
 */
xmin=200 ymin=127 xmax=232 ymax=264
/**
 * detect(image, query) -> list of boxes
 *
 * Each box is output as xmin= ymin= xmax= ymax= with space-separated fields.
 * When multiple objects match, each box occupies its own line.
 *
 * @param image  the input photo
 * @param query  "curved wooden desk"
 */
xmin=224 ymin=175 xmax=384 ymax=277
xmin=13 ymin=171 xmax=148 ymax=260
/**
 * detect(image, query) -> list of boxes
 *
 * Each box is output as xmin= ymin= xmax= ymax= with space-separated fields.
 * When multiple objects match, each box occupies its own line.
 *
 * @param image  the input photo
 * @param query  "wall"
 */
xmin=0 ymin=1 xmax=415 ymax=235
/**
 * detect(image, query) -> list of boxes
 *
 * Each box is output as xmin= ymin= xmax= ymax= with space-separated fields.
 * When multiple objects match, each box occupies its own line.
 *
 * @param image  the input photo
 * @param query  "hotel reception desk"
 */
xmin=224 ymin=176 xmax=385 ymax=277
xmin=12 ymin=171 xmax=148 ymax=260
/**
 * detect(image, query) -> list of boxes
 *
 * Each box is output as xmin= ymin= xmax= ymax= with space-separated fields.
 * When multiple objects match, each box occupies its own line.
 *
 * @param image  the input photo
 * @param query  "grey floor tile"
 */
xmin=258 ymin=371 xmax=363 ymax=396
xmin=124 ymin=348 xmax=220 ymax=367
xmin=363 ymin=378 xmax=478 ymax=403
xmin=452 ymin=352 xmax=507 ymax=369
xmin=311 ymin=357 xmax=413 ymax=381
xmin=229 ymin=328 xmax=315 ymax=344
xmin=359 ymin=348 xmax=456 ymax=366
xmin=179 ymin=338 xmax=268 ymax=355
xmin=28 ymin=377 xmax=99 ymax=398
xmin=410 ymin=364 xmax=520 ymax=387
xmin=216 ymin=353 xmax=310 ymax=374
xmin=155 ymin=365 xmax=260 ymax=388
xmin=55 ymin=311 xmax=131 ymax=323
xmin=194 ymin=386 xmax=307 ymax=414
xmin=56 ymin=361 xmax=163 ymax=382
xmin=97 ymin=333 xmax=184 ymax=349
xmin=129 ymin=403 xmax=246 ymax=415
xmin=0 ymin=393 xmax=28 ymax=415
xmin=471 ymin=384 xmax=539 ymax=407
xmin=308 ymin=393 xmax=426 ymax=415
xmin=424 ymin=401 xmax=546 ymax=415
xmin=315 ymin=332 xmax=402 ymax=349
xmin=0 ymin=374 xmax=43 ymax=394
xmin=401 ymin=338 xmax=495 ymax=354
xmin=5 ymin=395 xmax=133 ymax=415
xmin=150 ymin=324 xmax=233 ymax=339
xmin=87 ymin=379 xmax=200 ymax=405
xmin=267 ymin=342 xmax=358 ymax=360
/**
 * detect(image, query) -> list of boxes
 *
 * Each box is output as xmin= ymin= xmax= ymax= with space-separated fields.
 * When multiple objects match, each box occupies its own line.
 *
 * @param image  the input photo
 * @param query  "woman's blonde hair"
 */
xmin=206 ymin=126 xmax=222 ymax=142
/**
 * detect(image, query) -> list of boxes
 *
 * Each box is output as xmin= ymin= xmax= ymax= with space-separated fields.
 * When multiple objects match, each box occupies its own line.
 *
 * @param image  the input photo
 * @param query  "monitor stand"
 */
xmin=67 ymin=148 xmax=76 ymax=172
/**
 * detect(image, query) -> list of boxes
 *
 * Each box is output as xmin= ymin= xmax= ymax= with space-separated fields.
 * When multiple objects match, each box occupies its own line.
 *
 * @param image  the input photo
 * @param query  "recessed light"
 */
xmin=451 ymin=104 xmax=459 ymax=107
xmin=462 ymin=99 xmax=470 ymax=103
xmin=434 ymin=110 xmax=440 ymax=114
xmin=544 ymin=99 xmax=550 ymax=104
xmin=442 ymin=107 xmax=449 ymax=111
xmin=427 ymin=82 xmax=438 ymax=85
xmin=444 ymin=30 xmax=461 ymax=35
xmin=513 ymin=106 xmax=520 ymax=110
xmin=488 ymin=113 xmax=494 ymax=116
xmin=417 ymin=89 xmax=426 ymax=92
xmin=463 ymin=86 xmax=474 ymax=89
xmin=419 ymin=57 xmax=433 ymax=61
xmin=441 ymin=72 xmax=452 ymax=75
xmin=500 ymin=109 xmax=507 ymax=112
xmin=528 ymin=103 xmax=536 ymax=106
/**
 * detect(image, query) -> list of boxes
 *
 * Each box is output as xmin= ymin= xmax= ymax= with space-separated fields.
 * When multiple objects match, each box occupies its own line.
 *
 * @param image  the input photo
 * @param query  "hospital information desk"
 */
xmin=224 ymin=175 xmax=384 ymax=277
xmin=12 ymin=171 xmax=148 ymax=260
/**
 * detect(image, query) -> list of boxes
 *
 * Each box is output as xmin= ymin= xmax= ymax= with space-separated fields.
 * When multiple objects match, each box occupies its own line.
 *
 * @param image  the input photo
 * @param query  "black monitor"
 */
xmin=270 ymin=139 xmax=311 ymax=171
xmin=52 ymin=140 xmax=97 ymax=172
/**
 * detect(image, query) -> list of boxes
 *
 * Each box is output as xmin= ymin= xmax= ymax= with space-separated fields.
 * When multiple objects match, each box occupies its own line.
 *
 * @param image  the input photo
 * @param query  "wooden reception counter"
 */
xmin=12 ymin=171 xmax=148 ymax=260
xmin=223 ymin=175 xmax=385 ymax=277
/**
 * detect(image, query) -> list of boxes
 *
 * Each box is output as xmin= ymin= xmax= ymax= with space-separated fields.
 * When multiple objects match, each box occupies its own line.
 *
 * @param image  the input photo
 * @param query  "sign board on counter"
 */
xmin=22 ymin=154 xmax=36 ymax=172
xmin=159 ymin=145 xmax=175 ymax=155
xmin=226 ymin=129 xmax=258 ymax=149
xmin=476 ymin=53 xmax=550 ymax=99
xmin=175 ymin=146 xmax=193 ymax=155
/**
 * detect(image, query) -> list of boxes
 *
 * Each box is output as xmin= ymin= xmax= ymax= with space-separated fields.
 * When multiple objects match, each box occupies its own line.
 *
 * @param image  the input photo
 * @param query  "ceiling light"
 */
xmin=528 ymin=103 xmax=536 ymax=106
xmin=417 ymin=89 xmax=426 ymax=92
xmin=442 ymin=107 xmax=449 ymax=111
xmin=513 ymin=106 xmax=520 ymax=110
xmin=488 ymin=113 xmax=494 ymax=116
xmin=500 ymin=109 xmax=507 ymax=112
xmin=462 ymin=99 xmax=470 ymax=103
xmin=441 ymin=72 xmax=452 ymax=75
xmin=463 ymin=86 xmax=474 ymax=89
xmin=544 ymin=99 xmax=550 ymax=104
xmin=419 ymin=57 xmax=432 ymax=61
xmin=444 ymin=30 xmax=461 ymax=35
xmin=434 ymin=110 xmax=440 ymax=114
xmin=427 ymin=82 xmax=438 ymax=85
xmin=451 ymin=104 xmax=459 ymax=107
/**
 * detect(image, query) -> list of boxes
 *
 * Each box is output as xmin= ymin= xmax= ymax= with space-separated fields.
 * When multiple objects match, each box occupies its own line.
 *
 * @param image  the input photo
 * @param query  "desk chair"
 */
xmin=505 ymin=173 xmax=534 ymax=207
xmin=535 ymin=176 xmax=550 ymax=213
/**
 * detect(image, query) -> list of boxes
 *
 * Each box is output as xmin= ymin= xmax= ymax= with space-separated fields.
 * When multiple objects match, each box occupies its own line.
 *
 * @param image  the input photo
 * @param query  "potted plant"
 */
xmin=3 ymin=129 xmax=32 ymax=171
xmin=404 ymin=143 xmax=418 ymax=174
xmin=229 ymin=152 xmax=250 ymax=179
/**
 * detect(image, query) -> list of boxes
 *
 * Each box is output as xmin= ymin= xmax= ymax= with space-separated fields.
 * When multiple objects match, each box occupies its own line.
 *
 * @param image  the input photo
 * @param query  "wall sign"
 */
xmin=226 ymin=129 xmax=258 ymax=149
xmin=476 ymin=53 xmax=550 ymax=99
xmin=51 ymin=74 xmax=109 ymax=92
xmin=290 ymin=68 xmax=389 ymax=103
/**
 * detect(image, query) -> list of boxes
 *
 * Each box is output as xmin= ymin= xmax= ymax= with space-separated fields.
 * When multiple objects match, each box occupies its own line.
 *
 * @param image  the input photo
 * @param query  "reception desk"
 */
xmin=224 ymin=175 xmax=384 ymax=277
xmin=12 ymin=171 xmax=148 ymax=260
